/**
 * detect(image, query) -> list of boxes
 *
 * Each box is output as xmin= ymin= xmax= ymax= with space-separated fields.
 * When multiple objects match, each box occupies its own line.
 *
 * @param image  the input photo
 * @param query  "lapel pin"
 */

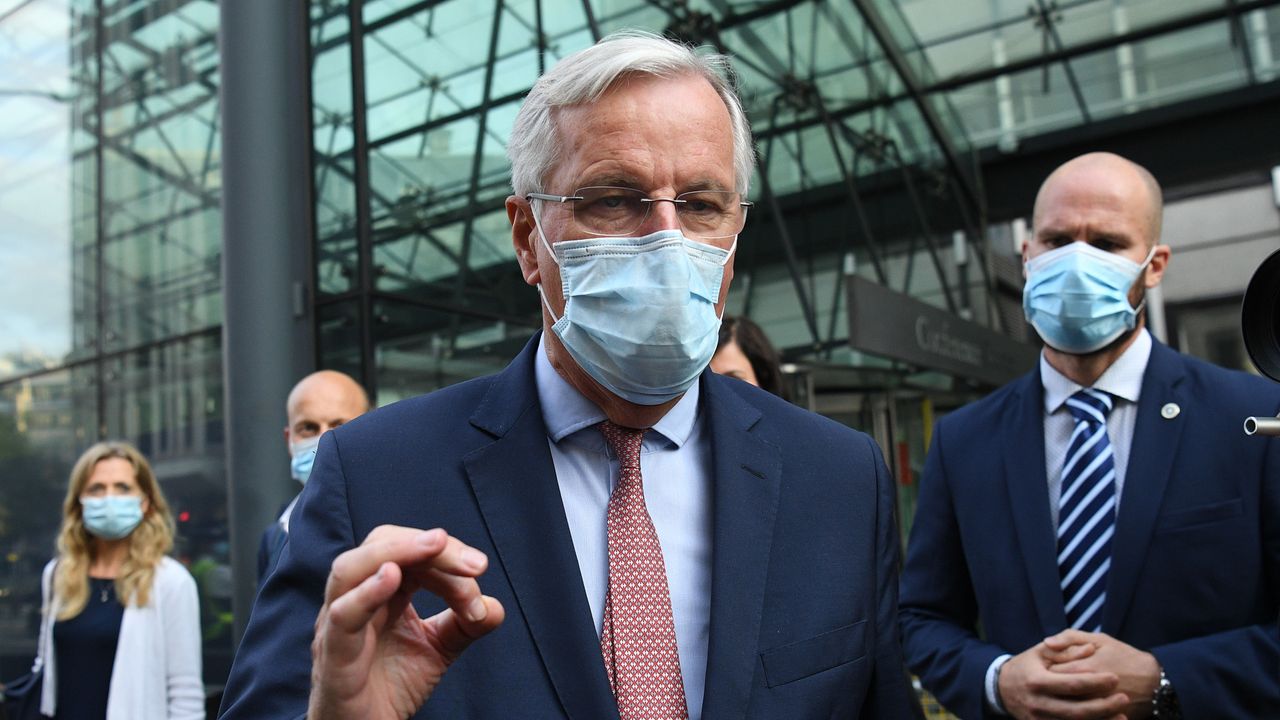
xmin=1161 ymin=402 xmax=1180 ymax=420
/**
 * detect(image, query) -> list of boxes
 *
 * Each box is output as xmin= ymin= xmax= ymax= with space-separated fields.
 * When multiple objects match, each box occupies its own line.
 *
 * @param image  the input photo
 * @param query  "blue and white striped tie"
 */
xmin=1058 ymin=388 xmax=1117 ymax=632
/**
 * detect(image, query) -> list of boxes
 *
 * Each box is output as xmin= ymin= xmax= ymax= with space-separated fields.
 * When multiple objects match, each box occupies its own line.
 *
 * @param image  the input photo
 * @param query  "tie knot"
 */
xmin=1066 ymin=388 xmax=1114 ymax=425
xmin=599 ymin=421 xmax=646 ymax=468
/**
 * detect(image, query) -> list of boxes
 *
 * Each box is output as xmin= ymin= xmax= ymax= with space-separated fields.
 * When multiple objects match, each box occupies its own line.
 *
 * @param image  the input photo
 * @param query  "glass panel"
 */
xmin=1128 ymin=20 xmax=1249 ymax=106
xmin=0 ymin=364 xmax=98 ymax=678
xmin=313 ymin=4 xmax=359 ymax=296
xmin=317 ymin=299 xmax=365 ymax=381
xmin=316 ymin=153 xmax=361 ymax=296
xmin=901 ymin=0 xmax=1226 ymax=78
xmin=364 ymin=3 xmax=502 ymax=145
xmin=363 ymin=0 xmax=425 ymax=26
xmin=948 ymin=15 xmax=1253 ymax=152
xmin=0 ymin=0 xmax=228 ymax=688
xmin=0 ymin=3 xmax=76 ymax=379
xmin=101 ymin=332 xmax=232 ymax=684
xmin=71 ymin=50 xmax=100 ymax=366
xmin=97 ymin=0 xmax=222 ymax=353
xmin=1255 ymin=8 xmax=1279 ymax=82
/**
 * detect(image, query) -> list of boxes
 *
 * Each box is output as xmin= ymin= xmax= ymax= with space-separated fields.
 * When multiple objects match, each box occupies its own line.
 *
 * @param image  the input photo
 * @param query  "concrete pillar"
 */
xmin=218 ymin=0 xmax=316 ymax=646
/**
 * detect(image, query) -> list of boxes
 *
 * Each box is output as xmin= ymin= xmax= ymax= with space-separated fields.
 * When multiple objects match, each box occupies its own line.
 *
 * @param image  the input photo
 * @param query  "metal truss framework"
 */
xmin=19 ymin=0 xmax=225 ymax=437
xmin=304 ymin=0 xmax=1280 ymax=396
xmin=9 ymin=0 xmax=1272 ymax=400
xmin=309 ymin=0 xmax=1000 ymax=395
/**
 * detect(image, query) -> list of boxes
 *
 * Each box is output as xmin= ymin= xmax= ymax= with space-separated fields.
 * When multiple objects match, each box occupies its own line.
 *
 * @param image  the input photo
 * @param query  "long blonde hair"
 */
xmin=53 ymin=441 xmax=175 ymax=620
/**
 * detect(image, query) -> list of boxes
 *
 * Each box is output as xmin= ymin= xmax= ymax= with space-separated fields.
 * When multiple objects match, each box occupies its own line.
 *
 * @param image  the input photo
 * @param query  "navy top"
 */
xmin=52 ymin=577 xmax=123 ymax=720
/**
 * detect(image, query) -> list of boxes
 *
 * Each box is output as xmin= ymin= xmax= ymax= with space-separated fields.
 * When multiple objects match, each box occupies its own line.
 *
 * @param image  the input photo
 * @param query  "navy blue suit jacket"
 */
xmin=220 ymin=336 xmax=921 ymax=719
xmin=900 ymin=339 xmax=1280 ymax=719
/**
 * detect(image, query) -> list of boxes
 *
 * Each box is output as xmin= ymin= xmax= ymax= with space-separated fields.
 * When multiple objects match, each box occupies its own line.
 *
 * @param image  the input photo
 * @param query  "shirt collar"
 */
xmin=534 ymin=334 xmax=700 ymax=448
xmin=1041 ymin=328 xmax=1152 ymax=414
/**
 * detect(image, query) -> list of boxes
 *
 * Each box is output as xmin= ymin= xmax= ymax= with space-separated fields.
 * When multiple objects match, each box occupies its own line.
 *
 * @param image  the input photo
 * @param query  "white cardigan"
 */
xmin=34 ymin=556 xmax=205 ymax=719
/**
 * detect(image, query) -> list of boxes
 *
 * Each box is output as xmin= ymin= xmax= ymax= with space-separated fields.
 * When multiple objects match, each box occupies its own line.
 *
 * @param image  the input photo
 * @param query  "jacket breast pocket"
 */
xmin=1155 ymin=498 xmax=1242 ymax=533
xmin=759 ymin=621 xmax=867 ymax=688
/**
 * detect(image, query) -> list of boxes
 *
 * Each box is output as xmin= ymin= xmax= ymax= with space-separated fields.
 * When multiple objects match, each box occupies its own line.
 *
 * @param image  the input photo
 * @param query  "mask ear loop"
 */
xmin=520 ymin=197 xmax=559 ymax=266
xmin=1137 ymin=244 xmax=1157 ymax=270
xmin=523 ymin=197 xmax=564 ymax=324
xmin=1130 ymin=245 xmax=1159 ymax=315
xmin=718 ymin=237 xmax=737 ymax=266
xmin=536 ymin=284 xmax=563 ymax=324
xmin=711 ymin=236 xmax=737 ymax=320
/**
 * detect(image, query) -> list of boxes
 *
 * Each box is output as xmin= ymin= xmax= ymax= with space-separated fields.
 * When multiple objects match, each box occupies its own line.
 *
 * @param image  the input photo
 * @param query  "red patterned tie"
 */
xmin=598 ymin=420 xmax=689 ymax=720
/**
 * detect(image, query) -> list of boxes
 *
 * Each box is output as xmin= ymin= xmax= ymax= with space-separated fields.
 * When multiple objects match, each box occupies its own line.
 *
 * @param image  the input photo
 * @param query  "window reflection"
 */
xmin=0 ymin=0 xmax=230 ymax=688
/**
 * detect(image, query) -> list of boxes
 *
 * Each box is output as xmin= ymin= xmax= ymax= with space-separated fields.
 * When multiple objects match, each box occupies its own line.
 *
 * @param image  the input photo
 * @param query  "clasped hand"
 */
xmin=307 ymin=526 xmax=506 ymax=720
xmin=998 ymin=630 xmax=1161 ymax=720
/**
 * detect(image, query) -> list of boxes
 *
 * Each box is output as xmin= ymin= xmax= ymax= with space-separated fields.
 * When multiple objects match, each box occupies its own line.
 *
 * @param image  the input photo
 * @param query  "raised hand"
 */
xmin=307 ymin=526 xmax=506 ymax=720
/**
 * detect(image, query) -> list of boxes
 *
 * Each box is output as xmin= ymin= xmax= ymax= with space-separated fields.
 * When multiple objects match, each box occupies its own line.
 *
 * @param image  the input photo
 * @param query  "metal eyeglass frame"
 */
xmin=526 ymin=187 xmax=753 ymax=239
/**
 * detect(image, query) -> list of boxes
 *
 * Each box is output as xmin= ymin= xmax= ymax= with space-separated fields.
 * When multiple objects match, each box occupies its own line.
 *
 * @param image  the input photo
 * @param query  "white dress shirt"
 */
xmin=534 ymin=336 xmax=713 ymax=718
xmin=985 ymin=329 xmax=1154 ymax=713
xmin=1041 ymin=328 xmax=1152 ymax=529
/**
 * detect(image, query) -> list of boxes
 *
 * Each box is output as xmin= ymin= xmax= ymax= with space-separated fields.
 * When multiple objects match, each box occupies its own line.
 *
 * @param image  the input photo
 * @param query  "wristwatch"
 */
xmin=1152 ymin=667 xmax=1181 ymax=719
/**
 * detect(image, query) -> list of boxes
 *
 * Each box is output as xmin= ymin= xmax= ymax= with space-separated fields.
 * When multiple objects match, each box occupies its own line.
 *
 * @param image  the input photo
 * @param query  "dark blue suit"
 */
xmin=220 ymin=336 xmax=921 ymax=719
xmin=900 ymin=339 xmax=1280 ymax=718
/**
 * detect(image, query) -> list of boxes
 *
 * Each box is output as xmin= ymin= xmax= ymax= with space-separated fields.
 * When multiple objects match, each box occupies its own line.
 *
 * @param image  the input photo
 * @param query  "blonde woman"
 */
xmin=30 ymin=441 xmax=203 ymax=719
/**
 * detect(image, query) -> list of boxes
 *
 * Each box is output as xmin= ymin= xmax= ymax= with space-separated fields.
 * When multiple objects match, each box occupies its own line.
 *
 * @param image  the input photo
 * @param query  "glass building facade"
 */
xmin=0 ymin=0 xmax=230 ymax=683
xmin=1 ymin=0 xmax=1278 ymax=705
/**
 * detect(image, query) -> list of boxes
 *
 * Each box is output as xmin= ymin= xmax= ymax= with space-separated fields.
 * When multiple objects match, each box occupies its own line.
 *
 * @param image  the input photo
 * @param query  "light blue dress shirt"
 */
xmin=534 ymin=336 xmax=713 ymax=719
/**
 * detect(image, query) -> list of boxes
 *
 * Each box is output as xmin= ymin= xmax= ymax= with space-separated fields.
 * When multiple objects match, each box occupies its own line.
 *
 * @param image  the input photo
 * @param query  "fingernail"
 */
xmin=418 ymin=529 xmax=444 ymax=547
xmin=375 ymin=564 xmax=386 ymax=581
xmin=466 ymin=596 xmax=488 ymax=622
xmin=463 ymin=548 xmax=487 ymax=571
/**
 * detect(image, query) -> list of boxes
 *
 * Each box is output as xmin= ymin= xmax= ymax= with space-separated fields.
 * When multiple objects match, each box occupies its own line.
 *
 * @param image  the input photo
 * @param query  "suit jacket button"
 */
xmin=1161 ymin=402 xmax=1180 ymax=419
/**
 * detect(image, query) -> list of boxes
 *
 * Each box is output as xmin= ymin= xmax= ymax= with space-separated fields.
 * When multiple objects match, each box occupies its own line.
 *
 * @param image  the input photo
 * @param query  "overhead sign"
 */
xmin=846 ymin=275 xmax=1038 ymax=386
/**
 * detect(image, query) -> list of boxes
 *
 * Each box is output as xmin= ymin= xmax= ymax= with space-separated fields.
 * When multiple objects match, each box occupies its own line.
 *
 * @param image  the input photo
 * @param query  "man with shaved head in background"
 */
xmin=257 ymin=369 xmax=371 ymax=580
xmin=901 ymin=152 xmax=1280 ymax=719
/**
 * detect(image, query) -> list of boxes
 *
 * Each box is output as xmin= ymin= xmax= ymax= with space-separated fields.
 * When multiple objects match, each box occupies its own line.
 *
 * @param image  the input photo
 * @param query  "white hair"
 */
xmin=507 ymin=30 xmax=755 ymax=197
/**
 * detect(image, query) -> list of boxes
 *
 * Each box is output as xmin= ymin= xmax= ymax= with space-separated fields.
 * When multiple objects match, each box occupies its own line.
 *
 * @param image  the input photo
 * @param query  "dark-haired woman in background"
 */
xmin=711 ymin=315 xmax=789 ymax=400
xmin=30 ymin=441 xmax=203 ymax=719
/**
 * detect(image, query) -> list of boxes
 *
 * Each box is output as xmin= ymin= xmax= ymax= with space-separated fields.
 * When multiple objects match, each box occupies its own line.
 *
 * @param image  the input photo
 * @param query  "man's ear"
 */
xmin=507 ymin=195 xmax=540 ymax=286
xmin=1144 ymin=244 xmax=1171 ymax=288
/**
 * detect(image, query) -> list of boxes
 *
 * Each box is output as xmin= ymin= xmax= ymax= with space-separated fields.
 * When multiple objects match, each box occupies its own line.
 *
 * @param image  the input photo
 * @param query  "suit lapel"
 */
xmin=1101 ymin=341 xmax=1186 ymax=633
xmin=698 ymin=375 xmax=781 ymax=720
xmin=463 ymin=337 xmax=619 ymax=720
xmin=1002 ymin=371 xmax=1068 ymax=634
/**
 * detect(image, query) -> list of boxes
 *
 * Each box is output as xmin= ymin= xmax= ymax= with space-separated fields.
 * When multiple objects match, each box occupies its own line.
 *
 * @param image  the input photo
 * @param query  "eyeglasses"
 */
xmin=527 ymin=186 xmax=752 ymax=240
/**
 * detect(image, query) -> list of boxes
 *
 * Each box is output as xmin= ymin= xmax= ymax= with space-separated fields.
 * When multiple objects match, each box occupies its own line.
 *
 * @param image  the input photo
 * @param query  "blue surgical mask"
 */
xmin=290 ymin=435 xmax=320 ymax=485
xmin=532 ymin=214 xmax=733 ymax=405
xmin=81 ymin=496 xmax=144 ymax=541
xmin=1023 ymin=242 xmax=1156 ymax=354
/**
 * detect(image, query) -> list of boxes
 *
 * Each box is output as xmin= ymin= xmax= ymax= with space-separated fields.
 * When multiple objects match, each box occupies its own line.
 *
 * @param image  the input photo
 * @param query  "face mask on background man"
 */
xmin=289 ymin=435 xmax=321 ymax=485
xmin=1023 ymin=242 xmax=1155 ymax=354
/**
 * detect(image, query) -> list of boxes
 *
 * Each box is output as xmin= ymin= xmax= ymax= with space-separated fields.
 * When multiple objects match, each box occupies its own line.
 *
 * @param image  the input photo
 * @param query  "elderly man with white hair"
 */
xmin=219 ymin=31 xmax=921 ymax=720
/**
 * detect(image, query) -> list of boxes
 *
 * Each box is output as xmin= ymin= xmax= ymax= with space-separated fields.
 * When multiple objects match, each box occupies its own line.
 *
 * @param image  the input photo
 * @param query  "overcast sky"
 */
xmin=0 ymin=1 xmax=73 ymax=366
